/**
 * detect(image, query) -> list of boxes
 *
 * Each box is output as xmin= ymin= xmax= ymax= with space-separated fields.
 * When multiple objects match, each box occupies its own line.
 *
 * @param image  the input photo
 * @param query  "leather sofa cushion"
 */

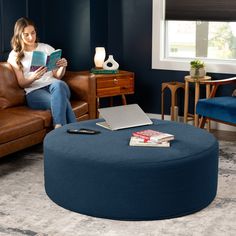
xmin=0 ymin=110 xmax=44 ymax=144
xmin=11 ymin=102 xmax=89 ymax=126
xmin=63 ymin=72 xmax=89 ymax=101
xmin=0 ymin=63 xmax=25 ymax=109
xmin=7 ymin=106 xmax=52 ymax=127
xmin=3 ymin=101 xmax=88 ymax=129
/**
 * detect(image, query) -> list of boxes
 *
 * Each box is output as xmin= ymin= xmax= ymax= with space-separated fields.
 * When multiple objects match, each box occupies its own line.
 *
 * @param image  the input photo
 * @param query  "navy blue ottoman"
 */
xmin=44 ymin=119 xmax=219 ymax=220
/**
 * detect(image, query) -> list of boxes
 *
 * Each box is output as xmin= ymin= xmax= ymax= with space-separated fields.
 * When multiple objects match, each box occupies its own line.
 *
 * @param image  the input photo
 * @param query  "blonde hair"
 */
xmin=10 ymin=17 xmax=38 ymax=70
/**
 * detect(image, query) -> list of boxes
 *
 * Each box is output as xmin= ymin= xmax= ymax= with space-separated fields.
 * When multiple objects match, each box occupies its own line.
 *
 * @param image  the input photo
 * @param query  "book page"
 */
xmin=46 ymin=49 xmax=62 ymax=71
xmin=30 ymin=51 xmax=47 ymax=72
xmin=129 ymin=137 xmax=170 ymax=147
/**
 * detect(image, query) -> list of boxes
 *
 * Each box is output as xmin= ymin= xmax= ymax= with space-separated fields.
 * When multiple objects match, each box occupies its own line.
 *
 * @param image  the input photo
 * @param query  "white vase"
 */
xmin=103 ymin=55 xmax=119 ymax=70
xmin=190 ymin=67 xmax=206 ymax=78
xmin=94 ymin=47 xmax=106 ymax=68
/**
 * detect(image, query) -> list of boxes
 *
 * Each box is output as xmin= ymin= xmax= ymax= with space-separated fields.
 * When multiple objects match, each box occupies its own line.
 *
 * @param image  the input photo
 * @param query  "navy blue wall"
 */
xmin=0 ymin=0 xmax=46 ymax=61
xmin=0 ymin=0 xmax=235 ymax=114
xmin=43 ymin=0 xmax=92 ymax=70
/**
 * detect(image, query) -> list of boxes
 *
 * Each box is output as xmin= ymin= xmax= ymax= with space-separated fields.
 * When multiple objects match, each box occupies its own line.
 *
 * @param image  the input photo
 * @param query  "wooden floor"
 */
xmin=211 ymin=129 xmax=236 ymax=142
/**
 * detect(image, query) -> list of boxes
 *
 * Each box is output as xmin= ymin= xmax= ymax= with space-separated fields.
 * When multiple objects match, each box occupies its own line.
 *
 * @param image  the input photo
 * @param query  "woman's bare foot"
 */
xmin=54 ymin=124 xmax=62 ymax=129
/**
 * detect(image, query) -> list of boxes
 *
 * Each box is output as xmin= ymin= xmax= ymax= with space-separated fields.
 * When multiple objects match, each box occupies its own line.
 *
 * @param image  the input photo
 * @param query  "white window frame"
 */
xmin=152 ymin=0 xmax=236 ymax=74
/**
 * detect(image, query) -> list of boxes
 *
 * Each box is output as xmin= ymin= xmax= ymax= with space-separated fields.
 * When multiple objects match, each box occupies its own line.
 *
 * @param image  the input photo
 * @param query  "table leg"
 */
xmin=96 ymin=97 xmax=100 ymax=118
xmin=121 ymin=94 xmax=127 ymax=105
xmin=110 ymin=97 xmax=114 ymax=106
xmin=206 ymin=84 xmax=211 ymax=131
xmin=161 ymin=88 xmax=165 ymax=120
xmin=194 ymin=82 xmax=200 ymax=127
xmin=171 ymin=89 xmax=176 ymax=121
xmin=184 ymin=81 xmax=189 ymax=123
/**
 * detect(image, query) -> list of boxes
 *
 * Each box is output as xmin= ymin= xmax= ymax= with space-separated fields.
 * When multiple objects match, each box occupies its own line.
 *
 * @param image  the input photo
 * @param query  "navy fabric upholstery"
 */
xmin=196 ymin=96 xmax=236 ymax=124
xmin=44 ymin=119 xmax=219 ymax=220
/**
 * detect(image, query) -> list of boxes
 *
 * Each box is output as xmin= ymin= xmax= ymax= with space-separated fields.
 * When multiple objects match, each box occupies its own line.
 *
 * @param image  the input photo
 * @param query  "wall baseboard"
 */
xmin=147 ymin=113 xmax=236 ymax=132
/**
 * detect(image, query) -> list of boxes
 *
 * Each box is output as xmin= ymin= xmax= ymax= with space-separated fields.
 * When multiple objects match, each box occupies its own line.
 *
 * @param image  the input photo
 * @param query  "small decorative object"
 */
xmin=190 ymin=59 xmax=206 ymax=78
xmin=103 ymin=55 xmax=119 ymax=70
xmin=94 ymin=47 xmax=106 ymax=68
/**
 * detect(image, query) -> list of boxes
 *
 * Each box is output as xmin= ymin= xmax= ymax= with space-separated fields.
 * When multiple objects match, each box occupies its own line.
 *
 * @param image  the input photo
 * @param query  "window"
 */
xmin=167 ymin=21 xmax=236 ymax=60
xmin=152 ymin=0 xmax=236 ymax=74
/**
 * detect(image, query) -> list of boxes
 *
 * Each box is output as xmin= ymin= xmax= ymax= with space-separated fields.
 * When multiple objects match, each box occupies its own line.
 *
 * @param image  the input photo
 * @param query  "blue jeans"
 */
xmin=26 ymin=80 xmax=76 ymax=125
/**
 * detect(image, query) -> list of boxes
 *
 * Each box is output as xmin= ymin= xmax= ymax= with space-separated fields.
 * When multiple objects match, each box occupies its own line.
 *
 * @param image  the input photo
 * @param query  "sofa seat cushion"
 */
xmin=196 ymin=96 xmax=236 ymax=124
xmin=7 ymin=106 xmax=52 ymax=127
xmin=71 ymin=100 xmax=88 ymax=118
xmin=0 ymin=110 xmax=44 ymax=144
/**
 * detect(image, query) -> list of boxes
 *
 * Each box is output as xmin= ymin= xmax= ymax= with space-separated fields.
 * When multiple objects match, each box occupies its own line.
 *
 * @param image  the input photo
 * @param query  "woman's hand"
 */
xmin=53 ymin=58 xmax=68 ymax=79
xmin=32 ymin=66 xmax=47 ymax=81
xmin=11 ymin=66 xmax=47 ymax=88
xmin=56 ymin=58 xmax=67 ymax=68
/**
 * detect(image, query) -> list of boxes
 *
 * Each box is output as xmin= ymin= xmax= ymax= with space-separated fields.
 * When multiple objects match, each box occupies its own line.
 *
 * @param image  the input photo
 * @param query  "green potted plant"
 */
xmin=190 ymin=59 xmax=206 ymax=78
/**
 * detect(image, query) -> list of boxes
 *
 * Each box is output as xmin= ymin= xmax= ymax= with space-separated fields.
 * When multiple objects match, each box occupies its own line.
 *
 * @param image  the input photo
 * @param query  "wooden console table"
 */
xmin=77 ymin=70 xmax=134 ymax=117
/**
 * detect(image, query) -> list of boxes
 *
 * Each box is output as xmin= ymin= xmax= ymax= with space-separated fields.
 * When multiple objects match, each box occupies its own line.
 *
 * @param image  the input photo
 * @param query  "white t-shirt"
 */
xmin=7 ymin=43 xmax=58 ymax=94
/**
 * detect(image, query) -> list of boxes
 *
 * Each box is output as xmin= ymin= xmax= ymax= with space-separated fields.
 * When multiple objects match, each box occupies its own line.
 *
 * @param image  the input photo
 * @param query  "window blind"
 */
xmin=165 ymin=0 xmax=236 ymax=21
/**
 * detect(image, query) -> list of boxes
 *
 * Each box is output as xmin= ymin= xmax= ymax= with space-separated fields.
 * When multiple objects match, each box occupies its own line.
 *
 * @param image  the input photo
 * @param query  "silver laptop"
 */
xmin=96 ymin=104 xmax=153 ymax=130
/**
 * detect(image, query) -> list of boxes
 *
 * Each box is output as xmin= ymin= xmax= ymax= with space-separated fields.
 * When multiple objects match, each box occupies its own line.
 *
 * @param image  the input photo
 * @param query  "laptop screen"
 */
xmin=97 ymin=104 xmax=153 ymax=130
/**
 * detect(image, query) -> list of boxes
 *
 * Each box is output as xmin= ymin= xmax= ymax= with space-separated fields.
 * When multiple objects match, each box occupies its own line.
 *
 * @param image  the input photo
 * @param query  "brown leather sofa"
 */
xmin=0 ymin=62 xmax=96 ymax=158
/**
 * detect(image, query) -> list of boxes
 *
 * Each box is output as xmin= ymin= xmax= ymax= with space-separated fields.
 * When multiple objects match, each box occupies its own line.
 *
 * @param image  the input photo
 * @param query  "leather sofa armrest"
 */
xmin=63 ymin=71 xmax=97 ymax=119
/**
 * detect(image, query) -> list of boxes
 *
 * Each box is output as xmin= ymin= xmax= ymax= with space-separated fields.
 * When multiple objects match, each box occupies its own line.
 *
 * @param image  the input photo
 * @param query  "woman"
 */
xmin=7 ymin=17 xmax=76 ymax=128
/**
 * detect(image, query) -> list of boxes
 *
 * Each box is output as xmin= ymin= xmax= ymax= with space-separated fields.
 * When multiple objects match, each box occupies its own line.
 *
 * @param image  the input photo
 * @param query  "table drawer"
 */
xmin=97 ymin=87 xmax=120 ymax=97
xmin=97 ymin=85 xmax=134 ymax=97
xmin=96 ymin=76 xmax=133 ymax=89
xmin=96 ymin=76 xmax=134 ymax=97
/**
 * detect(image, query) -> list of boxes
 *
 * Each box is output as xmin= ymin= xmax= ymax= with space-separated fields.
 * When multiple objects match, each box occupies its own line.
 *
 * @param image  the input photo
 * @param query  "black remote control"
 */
xmin=67 ymin=128 xmax=100 ymax=134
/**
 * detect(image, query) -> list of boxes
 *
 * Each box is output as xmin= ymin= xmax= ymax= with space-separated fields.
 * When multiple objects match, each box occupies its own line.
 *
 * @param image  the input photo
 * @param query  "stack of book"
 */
xmin=129 ymin=129 xmax=174 ymax=147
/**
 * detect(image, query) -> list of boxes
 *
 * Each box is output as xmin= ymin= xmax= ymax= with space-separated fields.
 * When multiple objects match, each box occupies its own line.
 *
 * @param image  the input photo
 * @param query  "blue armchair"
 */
xmin=196 ymin=77 xmax=236 ymax=128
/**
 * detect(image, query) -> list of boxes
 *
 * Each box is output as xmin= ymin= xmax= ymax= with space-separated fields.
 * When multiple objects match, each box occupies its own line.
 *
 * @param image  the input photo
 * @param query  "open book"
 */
xmin=30 ymin=49 xmax=62 ymax=72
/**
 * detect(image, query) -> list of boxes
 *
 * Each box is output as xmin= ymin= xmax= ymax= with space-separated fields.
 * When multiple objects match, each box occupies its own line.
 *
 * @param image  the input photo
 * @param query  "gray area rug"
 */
xmin=0 ymin=140 xmax=235 ymax=236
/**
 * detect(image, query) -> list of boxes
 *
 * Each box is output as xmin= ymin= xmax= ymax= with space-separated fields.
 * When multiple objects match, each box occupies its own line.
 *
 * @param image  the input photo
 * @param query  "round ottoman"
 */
xmin=44 ymin=119 xmax=219 ymax=220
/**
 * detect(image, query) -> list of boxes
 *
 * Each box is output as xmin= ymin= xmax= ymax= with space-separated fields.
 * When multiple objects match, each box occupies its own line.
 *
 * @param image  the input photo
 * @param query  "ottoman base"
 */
xmin=44 ymin=119 xmax=218 ymax=220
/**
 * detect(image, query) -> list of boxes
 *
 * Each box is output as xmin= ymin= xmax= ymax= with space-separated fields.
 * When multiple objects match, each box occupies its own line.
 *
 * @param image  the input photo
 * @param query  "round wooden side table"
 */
xmin=184 ymin=75 xmax=211 ymax=128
